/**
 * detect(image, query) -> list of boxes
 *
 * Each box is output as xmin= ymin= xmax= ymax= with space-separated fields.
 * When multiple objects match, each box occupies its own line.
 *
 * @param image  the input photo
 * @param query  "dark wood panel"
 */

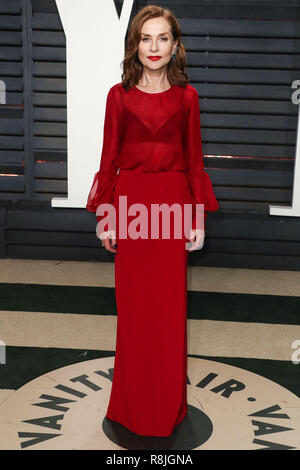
xmin=4 ymin=208 xmax=296 ymax=240
xmin=6 ymin=229 xmax=300 ymax=256
xmin=0 ymin=175 xmax=24 ymax=191
xmin=0 ymin=0 xmax=21 ymax=14
xmin=183 ymin=36 xmax=300 ymax=53
xmin=34 ymin=178 xmax=67 ymax=192
xmin=7 ymin=230 xmax=101 ymax=246
xmin=204 ymin=142 xmax=295 ymax=158
xmin=0 ymin=31 xmax=22 ymax=45
xmin=33 ymin=122 xmax=66 ymax=136
xmin=0 ymin=207 xmax=6 ymax=257
xmin=33 ymin=92 xmax=66 ymax=106
xmin=33 ymin=61 xmax=66 ymax=76
xmin=208 ymin=168 xmax=294 ymax=186
xmin=187 ymin=67 xmax=300 ymax=85
xmin=32 ymin=30 xmax=66 ymax=46
xmin=211 ymin=238 xmax=300 ymax=256
xmin=5 ymin=244 xmax=300 ymax=271
xmin=0 ymin=150 xmax=24 ymax=163
xmin=31 ymin=192 xmax=75 ymax=201
xmin=32 ymin=46 xmax=65 ymax=61
xmin=193 ymin=83 xmax=293 ymax=100
xmin=0 ymin=119 xmax=23 ymax=134
xmin=203 ymin=128 xmax=296 ymax=145
xmin=200 ymin=98 xmax=295 ymax=115
xmin=32 ymin=153 xmax=294 ymax=172
xmin=34 ymin=161 xmax=67 ymax=178
xmin=219 ymin=200 xmax=275 ymax=211
xmin=0 ymin=136 xmax=23 ymax=150
xmin=33 ymin=149 xmax=67 ymax=162
xmin=188 ymin=52 xmax=300 ymax=69
xmin=32 ymin=167 xmax=292 ymax=187
xmin=3 ymin=200 xmax=276 ymax=214
xmin=31 ymin=195 xmax=274 ymax=212
xmin=0 ymin=61 xmax=22 ymax=76
xmin=0 ymin=193 xmax=28 ymax=200
xmin=180 ymin=16 xmax=300 ymax=37
xmin=0 ymin=15 xmax=22 ymax=29
xmin=30 ymin=8 xmax=300 ymax=37
xmin=32 ymin=12 xmax=63 ymax=29
xmin=137 ymin=0 xmax=300 ymax=21
xmin=33 ymin=107 xmax=66 ymax=121
xmin=29 ymin=186 xmax=293 ymax=205
xmin=5 ymin=244 xmax=111 ymax=262
xmin=32 ymin=0 xmax=60 ymax=14
xmin=0 ymin=77 xmax=23 ymax=91
xmin=203 ymin=114 xmax=297 ymax=131
xmin=205 ymin=212 xmax=300 ymax=240
xmin=29 ymin=167 xmax=295 ymax=190
xmin=33 ymin=77 xmax=66 ymax=92
xmin=33 ymin=112 xmax=296 ymax=135
xmin=0 ymin=162 xmax=23 ymax=174
xmin=6 ymin=208 xmax=88 ymax=230
xmin=200 ymin=186 xmax=293 ymax=202
xmin=0 ymin=48 xmax=22 ymax=60
xmin=33 ymin=136 xmax=66 ymax=150
xmin=204 ymin=157 xmax=294 ymax=171
xmin=29 ymin=168 xmax=296 ymax=198
xmin=189 ymin=252 xmax=300 ymax=271
xmin=0 ymin=92 xmax=22 ymax=105
xmin=0 ymin=107 xmax=22 ymax=119
xmin=32 ymin=97 xmax=296 ymax=118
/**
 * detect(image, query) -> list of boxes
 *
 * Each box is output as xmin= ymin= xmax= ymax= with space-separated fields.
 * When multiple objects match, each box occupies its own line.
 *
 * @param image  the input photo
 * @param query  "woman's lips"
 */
xmin=148 ymin=56 xmax=161 ymax=61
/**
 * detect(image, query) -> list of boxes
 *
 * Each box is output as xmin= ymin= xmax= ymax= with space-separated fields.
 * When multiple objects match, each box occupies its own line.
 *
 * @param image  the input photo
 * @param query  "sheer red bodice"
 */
xmin=86 ymin=82 xmax=219 ymax=230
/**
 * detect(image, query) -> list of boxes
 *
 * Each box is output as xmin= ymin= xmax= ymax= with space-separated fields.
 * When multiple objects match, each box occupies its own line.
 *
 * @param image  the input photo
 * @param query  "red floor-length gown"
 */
xmin=86 ymin=81 xmax=219 ymax=437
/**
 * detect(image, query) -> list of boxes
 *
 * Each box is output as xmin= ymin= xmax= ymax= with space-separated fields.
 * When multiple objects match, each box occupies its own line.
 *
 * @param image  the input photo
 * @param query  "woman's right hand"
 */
xmin=99 ymin=230 xmax=117 ymax=253
xmin=188 ymin=228 xmax=205 ymax=252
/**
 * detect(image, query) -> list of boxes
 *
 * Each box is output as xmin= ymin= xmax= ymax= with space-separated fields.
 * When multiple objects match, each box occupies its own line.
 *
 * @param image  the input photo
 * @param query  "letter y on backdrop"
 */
xmin=52 ymin=0 xmax=134 ymax=208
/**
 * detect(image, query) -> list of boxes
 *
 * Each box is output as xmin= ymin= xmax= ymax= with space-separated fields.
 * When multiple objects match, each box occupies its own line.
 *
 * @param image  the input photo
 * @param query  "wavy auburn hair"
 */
xmin=121 ymin=4 xmax=189 ymax=91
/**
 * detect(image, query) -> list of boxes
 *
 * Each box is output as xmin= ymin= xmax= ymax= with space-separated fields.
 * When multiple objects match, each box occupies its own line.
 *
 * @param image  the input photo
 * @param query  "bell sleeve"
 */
xmin=183 ymin=87 xmax=219 ymax=231
xmin=86 ymin=84 xmax=122 ymax=232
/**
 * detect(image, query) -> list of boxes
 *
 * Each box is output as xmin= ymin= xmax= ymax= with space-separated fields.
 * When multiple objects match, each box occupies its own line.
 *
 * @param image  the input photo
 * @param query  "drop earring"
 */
xmin=171 ymin=46 xmax=178 ymax=61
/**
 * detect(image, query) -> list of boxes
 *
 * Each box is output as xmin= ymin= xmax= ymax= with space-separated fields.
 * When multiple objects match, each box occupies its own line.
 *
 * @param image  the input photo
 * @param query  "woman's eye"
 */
xmin=141 ymin=37 xmax=168 ymax=42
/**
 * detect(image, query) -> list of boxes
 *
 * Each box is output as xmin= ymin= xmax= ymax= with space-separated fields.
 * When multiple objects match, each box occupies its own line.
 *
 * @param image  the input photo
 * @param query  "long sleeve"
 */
xmin=86 ymin=84 xmax=122 ymax=232
xmin=183 ymin=88 xmax=219 ymax=230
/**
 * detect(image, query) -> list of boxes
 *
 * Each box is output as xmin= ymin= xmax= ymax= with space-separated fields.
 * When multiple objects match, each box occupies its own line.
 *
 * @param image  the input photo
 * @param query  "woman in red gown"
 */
xmin=86 ymin=6 xmax=219 ymax=438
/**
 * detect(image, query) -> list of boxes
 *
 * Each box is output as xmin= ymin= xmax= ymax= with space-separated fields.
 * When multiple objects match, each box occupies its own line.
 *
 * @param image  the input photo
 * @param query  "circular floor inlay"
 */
xmin=0 ymin=357 xmax=298 ymax=450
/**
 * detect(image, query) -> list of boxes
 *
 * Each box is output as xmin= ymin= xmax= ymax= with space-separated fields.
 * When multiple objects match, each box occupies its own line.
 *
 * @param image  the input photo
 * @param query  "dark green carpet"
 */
xmin=0 ymin=282 xmax=299 ymax=398
xmin=0 ymin=282 xmax=300 ymax=324
xmin=0 ymin=346 xmax=298 ymax=398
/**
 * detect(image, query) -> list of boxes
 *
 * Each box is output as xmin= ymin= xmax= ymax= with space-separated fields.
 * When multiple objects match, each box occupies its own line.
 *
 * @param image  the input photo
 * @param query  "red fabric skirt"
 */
xmin=105 ymin=169 xmax=192 ymax=437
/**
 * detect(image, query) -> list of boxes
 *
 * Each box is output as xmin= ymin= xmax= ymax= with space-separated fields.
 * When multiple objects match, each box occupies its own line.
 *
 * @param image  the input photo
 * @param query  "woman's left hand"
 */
xmin=188 ymin=229 xmax=205 ymax=252
xmin=99 ymin=229 xmax=117 ymax=253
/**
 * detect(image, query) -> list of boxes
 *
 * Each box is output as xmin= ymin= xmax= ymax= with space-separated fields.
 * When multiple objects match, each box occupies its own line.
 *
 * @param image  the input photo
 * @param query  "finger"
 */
xmin=193 ymin=239 xmax=204 ymax=251
xmin=110 ymin=237 xmax=117 ymax=252
xmin=188 ymin=241 xmax=196 ymax=252
xmin=107 ymin=247 xmax=117 ymax=253
xmin=188 ymin=244 xmax=197 ymax=252
xmin=102 ymin=238 xmax=110 ymax=248
xmin=104 ymin=238 xmax=117 ymax=253
xmin=109 ymin=241 xmax=117 ymax=253
xmin=189 ymin=236 xmax=204 ymax=252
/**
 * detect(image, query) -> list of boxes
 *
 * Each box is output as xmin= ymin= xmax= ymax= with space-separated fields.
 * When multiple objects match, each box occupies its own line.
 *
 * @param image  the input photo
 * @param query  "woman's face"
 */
xmin=137 ymin=17 xmax=178 ymax=72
